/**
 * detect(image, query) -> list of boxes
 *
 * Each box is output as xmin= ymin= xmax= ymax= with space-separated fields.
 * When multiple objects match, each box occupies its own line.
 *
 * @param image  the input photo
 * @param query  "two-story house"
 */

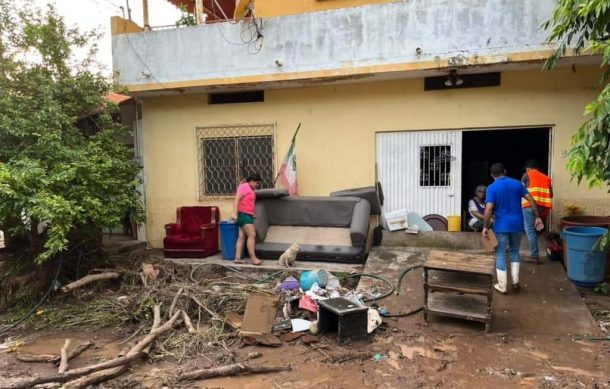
xmin=112 ymin=0 xmax=607 ymax=249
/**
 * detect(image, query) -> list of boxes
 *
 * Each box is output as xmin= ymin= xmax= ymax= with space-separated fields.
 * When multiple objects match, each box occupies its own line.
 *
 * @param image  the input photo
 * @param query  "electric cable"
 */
xmin=395 ymin=264 xmax=422 ymax=295
xmin=0 ymin=256 xmax=63 ymax=337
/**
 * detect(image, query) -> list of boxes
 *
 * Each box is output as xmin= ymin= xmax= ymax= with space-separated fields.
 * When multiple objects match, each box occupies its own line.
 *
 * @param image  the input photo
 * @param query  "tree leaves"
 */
xmin=0 ymin=1 xmax=143 ymax=262
xmin=544 ymin=0 xmax=610 ymax=191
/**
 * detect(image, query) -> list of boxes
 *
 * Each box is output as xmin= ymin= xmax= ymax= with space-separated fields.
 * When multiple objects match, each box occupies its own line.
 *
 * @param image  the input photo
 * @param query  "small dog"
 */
xmin=277 ymin=243 xmax=299 ymax=267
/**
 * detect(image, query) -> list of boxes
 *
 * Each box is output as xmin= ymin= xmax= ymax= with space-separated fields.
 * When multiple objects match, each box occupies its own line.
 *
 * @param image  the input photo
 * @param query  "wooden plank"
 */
xmin=427 ymin=284 xmax=490 ymax=296
xmin=427 ymin=292 xmax=489 ymax=321
xmin=424 ymin=250 xmax=495 ymax=275
xmin=427 ymin=270 xmax=491 ymax=295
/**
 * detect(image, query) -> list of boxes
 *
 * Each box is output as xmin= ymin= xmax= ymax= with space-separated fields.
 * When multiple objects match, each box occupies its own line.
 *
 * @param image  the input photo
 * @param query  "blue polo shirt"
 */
xmin=486 ymin=176 xmax=529 ymax=233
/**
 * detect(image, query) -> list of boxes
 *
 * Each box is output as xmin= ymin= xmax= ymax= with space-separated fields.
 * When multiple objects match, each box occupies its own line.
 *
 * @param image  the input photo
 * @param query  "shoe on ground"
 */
xmin=512 ymin=283 xmax=520 ymax=291
xmin=494 ymin=283 xmax=507 ymax=294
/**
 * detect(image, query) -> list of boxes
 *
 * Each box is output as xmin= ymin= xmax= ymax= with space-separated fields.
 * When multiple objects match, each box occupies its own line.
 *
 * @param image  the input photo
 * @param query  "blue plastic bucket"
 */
xmin=300 ymin=270 xmax=329 ymax=291
xmin=564 ymin=226 xmax=608 ymax=287
xmin=219 ymin=221 xmax=238 ymax=260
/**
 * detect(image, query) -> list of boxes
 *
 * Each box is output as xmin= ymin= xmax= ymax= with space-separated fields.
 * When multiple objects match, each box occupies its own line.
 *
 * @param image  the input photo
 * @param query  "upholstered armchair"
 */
xmin=163 ymin=206 xmax=219 ymax=258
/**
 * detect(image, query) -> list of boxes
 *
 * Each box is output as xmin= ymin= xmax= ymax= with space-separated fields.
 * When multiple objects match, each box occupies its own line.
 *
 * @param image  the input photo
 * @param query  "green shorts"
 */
xmin=237 ymin=212 xmax=254 ymax=227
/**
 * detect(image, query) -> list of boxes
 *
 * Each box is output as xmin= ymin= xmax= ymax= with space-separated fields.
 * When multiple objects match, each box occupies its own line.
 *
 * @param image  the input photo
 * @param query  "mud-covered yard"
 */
xmin=1 ymin=248 xmax=609 ymax=388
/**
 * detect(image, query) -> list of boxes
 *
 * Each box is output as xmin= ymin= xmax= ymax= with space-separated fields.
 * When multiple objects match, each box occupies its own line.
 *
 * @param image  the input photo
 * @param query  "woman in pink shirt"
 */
xmin=232 ymin=173 xmax=263 ymax=265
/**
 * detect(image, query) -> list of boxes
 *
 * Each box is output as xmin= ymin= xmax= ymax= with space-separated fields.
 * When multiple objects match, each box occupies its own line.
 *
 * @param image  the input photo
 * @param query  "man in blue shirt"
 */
xmin=483 ymin=163 xmax=543 ymax=294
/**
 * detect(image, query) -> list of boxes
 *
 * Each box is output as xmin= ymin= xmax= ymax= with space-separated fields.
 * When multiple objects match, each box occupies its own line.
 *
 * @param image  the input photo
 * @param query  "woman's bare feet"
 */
xmin=234 ymin=258 xmax=244 ymax=264
xmin=251 ymin=258 xmax=263 ymax=266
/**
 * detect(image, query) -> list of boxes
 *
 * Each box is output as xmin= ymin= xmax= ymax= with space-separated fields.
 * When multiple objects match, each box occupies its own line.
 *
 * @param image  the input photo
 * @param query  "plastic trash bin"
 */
xmin=219 ymin=221 xmax=238 ymax=260
xmin=564 ymin=226 xmax=608 ymax=287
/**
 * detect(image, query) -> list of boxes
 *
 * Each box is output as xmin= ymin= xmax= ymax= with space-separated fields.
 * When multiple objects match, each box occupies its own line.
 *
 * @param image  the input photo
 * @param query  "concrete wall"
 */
xmin=140 ymin=66 xmax=610 ymax=248
xmin=113 ymin=0 xmax=558 ymax=92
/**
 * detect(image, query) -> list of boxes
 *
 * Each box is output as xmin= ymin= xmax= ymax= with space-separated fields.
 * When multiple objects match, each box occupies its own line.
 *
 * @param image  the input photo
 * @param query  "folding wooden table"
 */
xmin=423 ymin=250 xmax=495 ymax=331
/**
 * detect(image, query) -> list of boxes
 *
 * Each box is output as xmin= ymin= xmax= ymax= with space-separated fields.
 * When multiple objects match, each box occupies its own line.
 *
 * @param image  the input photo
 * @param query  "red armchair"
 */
xmin=163 ymin=206 xmax=219 ymax=258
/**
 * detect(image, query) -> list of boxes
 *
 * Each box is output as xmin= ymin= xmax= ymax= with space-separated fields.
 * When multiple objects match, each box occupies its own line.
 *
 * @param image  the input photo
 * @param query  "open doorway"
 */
xmin=461 ymin=127 xmax=551 ymax=215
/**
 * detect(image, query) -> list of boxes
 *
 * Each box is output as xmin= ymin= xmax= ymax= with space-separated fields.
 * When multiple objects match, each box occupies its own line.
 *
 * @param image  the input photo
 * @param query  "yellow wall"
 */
xmin=141 ymin=66 xmax=609 ymax=248
xmin=253 ymin=0 xmax=398 ymax=18
xmin=110 ymin=16 xmax=144 ymax=35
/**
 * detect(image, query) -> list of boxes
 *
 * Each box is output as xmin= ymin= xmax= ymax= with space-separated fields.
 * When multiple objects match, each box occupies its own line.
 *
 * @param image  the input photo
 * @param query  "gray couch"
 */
xmin=254 ymin=196 xmax=371 ymax=263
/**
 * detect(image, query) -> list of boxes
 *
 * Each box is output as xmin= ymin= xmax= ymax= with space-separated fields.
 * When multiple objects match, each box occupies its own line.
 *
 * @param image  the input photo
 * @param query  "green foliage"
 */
xmin=594 ymin=282 xmax=608 ymax=294
xmin=176 ymin=4 xmax=196 ymax=27
xmin=544 ymin=0 xmax=610 ymax=189
xmin=0 ymin=1 xmax=143 ymax=263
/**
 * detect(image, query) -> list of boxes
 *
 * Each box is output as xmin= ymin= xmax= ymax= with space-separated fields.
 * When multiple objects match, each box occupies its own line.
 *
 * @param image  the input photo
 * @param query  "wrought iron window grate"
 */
xmin=419 ymin=145 xmax=452 ymax=187
xmin=197 ymin=124 xmax=275 ymax=196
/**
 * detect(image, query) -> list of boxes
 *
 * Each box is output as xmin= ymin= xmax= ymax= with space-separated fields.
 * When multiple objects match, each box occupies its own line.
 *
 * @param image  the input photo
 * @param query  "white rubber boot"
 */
xmin=511 ymin=262 xmax=520 ymax=290
xmin=494 ymin=269 xmax=508 ymax=294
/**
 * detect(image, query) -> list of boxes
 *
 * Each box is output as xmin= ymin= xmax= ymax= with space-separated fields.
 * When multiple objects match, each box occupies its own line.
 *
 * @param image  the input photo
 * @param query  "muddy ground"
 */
xmin=1 ymin=313 xmax=609 ymax=388
xmin=1 ymin=251 xmax=609 ymax=388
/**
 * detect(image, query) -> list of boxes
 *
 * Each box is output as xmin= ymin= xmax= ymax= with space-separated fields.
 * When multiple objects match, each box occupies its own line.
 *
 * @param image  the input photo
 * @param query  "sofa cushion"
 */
xmin=262 ymin=196 xmax=359 ymax=228
xmin=264 ymin=226 xmax=352 ymax=246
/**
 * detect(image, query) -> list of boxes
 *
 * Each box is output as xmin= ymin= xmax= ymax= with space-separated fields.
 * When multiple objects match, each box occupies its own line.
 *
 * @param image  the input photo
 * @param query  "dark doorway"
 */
xmin=461 ymin=128 xmax=551 ymax=213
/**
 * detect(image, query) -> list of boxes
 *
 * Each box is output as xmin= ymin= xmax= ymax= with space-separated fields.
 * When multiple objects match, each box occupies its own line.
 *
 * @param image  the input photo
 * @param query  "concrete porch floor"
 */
xmin=360 ymin=247 xmax=597 ymax=336
xmin=167 ymin=252 xmax=363 ymax=273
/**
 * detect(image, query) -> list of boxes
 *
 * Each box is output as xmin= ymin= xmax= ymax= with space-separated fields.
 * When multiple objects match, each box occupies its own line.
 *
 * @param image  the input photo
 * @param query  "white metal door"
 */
xmin=376 ymin=130 xmax=462 ymax=218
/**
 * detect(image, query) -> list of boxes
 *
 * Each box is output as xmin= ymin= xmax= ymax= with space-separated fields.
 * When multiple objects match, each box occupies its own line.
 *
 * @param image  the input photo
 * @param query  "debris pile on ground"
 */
xmin=0 ymin=250 xmax=399 ymax=387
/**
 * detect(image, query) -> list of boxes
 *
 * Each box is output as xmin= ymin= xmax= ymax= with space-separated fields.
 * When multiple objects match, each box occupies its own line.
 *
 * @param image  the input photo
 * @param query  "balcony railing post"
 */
xmin=195 ymin=0 xmax=205 ymax=25
xmin=142 ymin=0 xmax=150 ymax=30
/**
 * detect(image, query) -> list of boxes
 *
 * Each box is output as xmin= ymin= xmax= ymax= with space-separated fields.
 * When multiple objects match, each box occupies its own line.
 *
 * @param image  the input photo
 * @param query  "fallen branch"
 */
xmin=60 ymin=365 xmax=128 ymax=389
xmin=117 ymin=346 xmax=130 ymax=358
xmin=3 ymin=353 xmax=144 ymax=389
xmin=190 ymin=295 xmax=223 ymax=322
xmin=143 ymin=304 xmax=162 ymax=355
xmin=179 ymin=363 xmax=291 ymax=382
xmin=15 ymin=354 xmax=59 ymax=363
xmin=182 ymin=310 xmax=196 ymax=334
xmin=65 ymin=341 xmax=93 ymax=362
xmin=61 ymin=272 xmax=120 ymax=293
xmin=127 ymin=309 xmax=181 ymax=356
xmin=58 ymin=339 xmax=71 ymax=373
xmin=5 ymin=311 xmax=181 ymax=389
xmin=168 ymin=288 xmax=183 ymax=318
xmin=15 ymin=342 xmax=93 ymax=365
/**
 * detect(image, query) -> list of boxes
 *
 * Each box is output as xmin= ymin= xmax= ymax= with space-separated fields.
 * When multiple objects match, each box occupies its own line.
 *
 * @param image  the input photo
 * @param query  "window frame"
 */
xmin=418 ymin=144 xmax=452 ymax=188
xmin=196 ymin=123 xmax=277 ymax=199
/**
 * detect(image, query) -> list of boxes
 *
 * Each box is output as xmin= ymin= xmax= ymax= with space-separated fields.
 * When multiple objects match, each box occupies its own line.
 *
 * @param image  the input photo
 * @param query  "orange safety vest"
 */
xmin=522 ymin=169 xmax=552 ymax=209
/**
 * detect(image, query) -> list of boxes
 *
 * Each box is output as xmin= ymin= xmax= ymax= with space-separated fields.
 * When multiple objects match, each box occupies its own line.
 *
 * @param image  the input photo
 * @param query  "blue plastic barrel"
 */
xmin=564 ymin=226 xmax=608 ymax=287
xmin=219 ymin=221 xmax=238 ymax=260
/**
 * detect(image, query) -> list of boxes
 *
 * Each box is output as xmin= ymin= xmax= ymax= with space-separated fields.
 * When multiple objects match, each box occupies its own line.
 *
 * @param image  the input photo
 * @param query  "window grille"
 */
xmin=419 ymin=145 xmax=452 ymax=187
xmin=197 ymin=124 xmax=275 ymax=196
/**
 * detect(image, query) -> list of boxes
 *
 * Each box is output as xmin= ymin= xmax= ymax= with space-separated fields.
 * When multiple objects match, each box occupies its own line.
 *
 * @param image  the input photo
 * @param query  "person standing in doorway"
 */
xmin=232 ymin=173 xmax=263 ymax=265
xmin=521 ymin=159 xmax=553 ymax=264
xmin=483 ymin=163 xmax=543 ymax=294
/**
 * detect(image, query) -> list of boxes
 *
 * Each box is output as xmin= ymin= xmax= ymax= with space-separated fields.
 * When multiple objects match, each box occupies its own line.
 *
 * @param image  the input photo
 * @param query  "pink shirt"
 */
xmin=237 ymin=182 xmax=256 ymax=216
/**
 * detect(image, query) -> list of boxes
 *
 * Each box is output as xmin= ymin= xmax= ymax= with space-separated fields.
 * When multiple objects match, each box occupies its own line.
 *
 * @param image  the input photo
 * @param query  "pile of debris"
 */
xmin=0 ymin=252 xmax=395 ymax=388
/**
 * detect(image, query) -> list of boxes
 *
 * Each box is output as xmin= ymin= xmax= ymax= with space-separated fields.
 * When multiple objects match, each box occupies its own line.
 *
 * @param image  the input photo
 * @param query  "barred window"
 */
xmin=419 ymin=145 xmax=451 ymax=187
xmin=197 ymin=124 xmax=275 ymax=196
